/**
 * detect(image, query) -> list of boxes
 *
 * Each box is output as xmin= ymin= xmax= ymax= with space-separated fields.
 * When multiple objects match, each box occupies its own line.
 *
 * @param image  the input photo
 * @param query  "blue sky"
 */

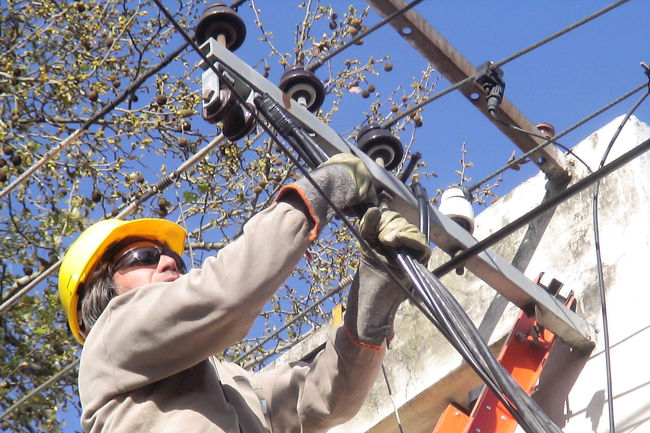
xmin=55 ymin=1 xmax=650 ymax=431
xmin=228 ymin=0 xmax=650 ymax=200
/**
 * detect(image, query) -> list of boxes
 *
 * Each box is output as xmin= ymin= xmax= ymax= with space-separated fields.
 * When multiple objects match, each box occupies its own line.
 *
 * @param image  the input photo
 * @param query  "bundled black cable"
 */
xmin=407 ymin=257 xmax=564 ymax=433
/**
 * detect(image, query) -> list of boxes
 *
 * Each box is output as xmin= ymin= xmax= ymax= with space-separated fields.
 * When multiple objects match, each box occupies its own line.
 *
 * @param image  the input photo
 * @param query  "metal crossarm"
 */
xmin=200 ymin=39 xmax=595 ymax=351
xmin=366 ymin=0 xmax=570 ymax=182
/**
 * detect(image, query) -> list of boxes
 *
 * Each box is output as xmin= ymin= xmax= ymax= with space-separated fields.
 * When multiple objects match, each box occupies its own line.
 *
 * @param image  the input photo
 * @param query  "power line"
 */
xmin=432 ymin=135 xmax=650 ymax=277
xmin=0 ymin=134 xmax=226 ymax=315
xmin=0 ymin=41 xmax=190 ymax=201
xmin=306 ymin=0 xmax=424 ymax=72
xmin=0 ymin=359 xmax=79 ymax=421
xmin=466 ymin=80 xmax=649 ymax=193
xmin=381 ymin=0 xmax=630 ymax=129
xmin=493 ymin=0 xmax=630 ymax=69
xmin=233 ymin=274 xmax=353 ymax=365
xmin=590 ymin=85 xmax=650 ymax=433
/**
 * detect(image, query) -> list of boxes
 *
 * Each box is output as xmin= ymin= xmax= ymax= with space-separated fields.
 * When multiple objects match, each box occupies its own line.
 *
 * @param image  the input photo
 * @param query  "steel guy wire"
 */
xmin=0 ymin=358 xmax=79 ymax=421
xmin=149 ymin=0 xmax=429 ymax=309
xmin=0 ymin=41 xmax=191 ymax=201
xmin=0 ymin=134 xmax=226 ymax=315
xmin=3 ymin=2 xmax=436 ymax=415
xmin=232 ymin=274 xmax=353 ymax=364
xmin=466 ymin=80 xmax=648 ymax=193
xmin=590 ymin=84 xmax=650 ymax=433
xmin=306 ymin=0 xmax=425 ymax=72
xmin=382 ymin=0 xmax=631 ymax=129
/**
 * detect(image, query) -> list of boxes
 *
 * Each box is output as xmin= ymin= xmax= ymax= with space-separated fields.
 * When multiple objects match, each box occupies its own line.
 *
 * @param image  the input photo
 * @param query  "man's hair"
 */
xmin=79 ymin=264 xmax=118 ymax=333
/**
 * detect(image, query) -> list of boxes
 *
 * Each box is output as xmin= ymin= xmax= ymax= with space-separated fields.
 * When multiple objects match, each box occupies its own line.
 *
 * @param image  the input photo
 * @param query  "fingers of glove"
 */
xmin=377 ymin=211 xmax=431 ymax=263
xmin=320 ymin=154 xmax=376 ymax=204
xmin=359 ymin=206 xmax=382 ymax=243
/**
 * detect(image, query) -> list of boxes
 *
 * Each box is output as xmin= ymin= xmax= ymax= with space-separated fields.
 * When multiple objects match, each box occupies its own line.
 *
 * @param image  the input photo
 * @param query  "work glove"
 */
xmin=278 ymin=153 xmax=377 ymax=238
xmin=318 ymin=153 xmax=377 ymax=206
xmin=359 ymin=207 xmax=431 ymax=267
xmin=345 ymin=207 xmax=431 ymax=347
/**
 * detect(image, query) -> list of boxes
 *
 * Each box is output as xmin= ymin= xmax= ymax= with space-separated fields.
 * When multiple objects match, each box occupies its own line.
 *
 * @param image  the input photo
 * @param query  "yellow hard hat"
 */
xmin=58 ymin=218 xmax=186 ymax=344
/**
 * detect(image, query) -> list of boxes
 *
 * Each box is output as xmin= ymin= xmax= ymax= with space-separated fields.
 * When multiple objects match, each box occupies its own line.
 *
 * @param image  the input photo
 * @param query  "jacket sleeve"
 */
xmin=82 ymin=200 xmax=313 ymax=392
xmin=80 ymin=163 xmax=364 ymax=399
xmin=252 ymin=326 xmax=385 ymax=433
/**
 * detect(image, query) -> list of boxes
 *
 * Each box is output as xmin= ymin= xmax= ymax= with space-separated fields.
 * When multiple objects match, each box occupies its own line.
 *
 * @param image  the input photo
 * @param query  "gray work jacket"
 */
xmin=78 ymin=201 xmax=385 ymax=433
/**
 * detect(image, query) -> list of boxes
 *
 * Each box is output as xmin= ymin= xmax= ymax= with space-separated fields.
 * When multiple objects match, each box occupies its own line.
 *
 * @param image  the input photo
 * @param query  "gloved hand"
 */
xmin=278 ymin=153 xmax=377 ymax=239
xmin=359 ymin=206 xmax=431 ymax=268
xmin=345 ymin=207 xmax=431 ymax=347
xmin=318 ymin=153 xmax=377 ymax=206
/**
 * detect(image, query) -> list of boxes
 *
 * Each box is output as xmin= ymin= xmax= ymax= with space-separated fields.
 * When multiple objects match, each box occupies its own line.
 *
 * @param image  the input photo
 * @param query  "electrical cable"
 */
xmin=381 ymin=0 xmax=630 ymax=129
xmin=0 ymin=134 xmax=226 ymax=315
xmin=306 ymin=0 xmax=424 ymax=72
xmin=381 ymin=364 xmax=406 ymax=433
xmin=433 ymin=136 xmax=650 ymax=277
xmin=466 ymin=81 xmax=648 ymax=193
xmin=590 ymin=83 xmax=650 ymax=433
xmin=0 ymin=134 xmax=231 ymax=419
xmin=0 ymin=41 xmax=190 ymax=201
xmin=232 ymin=274 xmax=353 ymax=364
xmin=404 ymin=256 xmax=559 ymax=433
xmin=492 ymin=0 xmax=630 ymax=70
xmin=0 ymin=359 xmax=79 ymax=421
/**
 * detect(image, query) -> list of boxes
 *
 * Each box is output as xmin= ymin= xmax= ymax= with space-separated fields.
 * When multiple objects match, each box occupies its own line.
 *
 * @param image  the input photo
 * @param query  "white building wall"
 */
xmin=271 ymin=115 xmax=650 ymax=433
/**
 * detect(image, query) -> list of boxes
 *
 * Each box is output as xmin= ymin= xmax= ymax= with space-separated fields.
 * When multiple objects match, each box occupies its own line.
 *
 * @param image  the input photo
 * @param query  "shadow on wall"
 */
xmin=477 ymin=180 xmax=564 ymax=342
xmin=531 ymin=340 xmax=591 ymax=429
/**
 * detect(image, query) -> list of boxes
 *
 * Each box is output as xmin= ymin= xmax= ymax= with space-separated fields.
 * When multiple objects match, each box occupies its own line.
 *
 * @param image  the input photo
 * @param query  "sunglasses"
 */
xmin=112 ymin=245 xmax=187 ymax=274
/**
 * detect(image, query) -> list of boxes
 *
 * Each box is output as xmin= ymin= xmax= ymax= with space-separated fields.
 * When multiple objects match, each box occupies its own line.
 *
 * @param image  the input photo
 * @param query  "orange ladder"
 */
xmin=432 ymin=276 xmax=573 ymax=433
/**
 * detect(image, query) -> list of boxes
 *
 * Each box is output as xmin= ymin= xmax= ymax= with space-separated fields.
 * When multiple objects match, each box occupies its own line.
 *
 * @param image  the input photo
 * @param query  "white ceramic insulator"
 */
xmin=439 ymin=187 xmax=475 ymax=234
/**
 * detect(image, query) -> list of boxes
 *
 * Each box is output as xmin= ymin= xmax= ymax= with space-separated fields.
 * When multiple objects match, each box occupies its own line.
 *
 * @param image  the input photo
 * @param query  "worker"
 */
xmin=58 ymin=154 xmax=431 ymax=433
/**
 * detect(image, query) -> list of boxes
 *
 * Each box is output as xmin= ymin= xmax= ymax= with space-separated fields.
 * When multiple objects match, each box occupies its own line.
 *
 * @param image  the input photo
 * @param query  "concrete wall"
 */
xmin=272 ymin=115 xmax=650 ymax=433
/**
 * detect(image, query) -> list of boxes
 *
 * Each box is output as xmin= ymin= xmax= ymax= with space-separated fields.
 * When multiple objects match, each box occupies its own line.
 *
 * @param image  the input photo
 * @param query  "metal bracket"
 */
xmin=199 ymin=39 xmax=595 ymax=351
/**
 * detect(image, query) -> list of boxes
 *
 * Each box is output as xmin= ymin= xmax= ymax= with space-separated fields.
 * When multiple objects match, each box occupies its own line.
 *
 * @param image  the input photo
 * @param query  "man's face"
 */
xmin=111 ymin=240 xmax=186 ymax=295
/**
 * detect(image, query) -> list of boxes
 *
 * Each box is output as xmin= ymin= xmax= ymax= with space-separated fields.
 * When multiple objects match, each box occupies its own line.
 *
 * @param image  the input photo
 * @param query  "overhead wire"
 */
xmin=590 ymin=81 xmax=650 ymax=433
xmin=433 ymin=134 xmax=650 ymax=279
xmin=410 ymin=258 xmax=562 ymax=433
xmin=306 ymin=0 xmax=424 ymax=72
xmin=0 ymin=359 xmax=79 ymax=421
xmin=492 ymin=0 xmax=630 ymax=69
xmin=232 ymin=274 xmax=353 ymax=365
xmin=381 ymin=364 xmax=406 ymax=433
xmin=0 ymin=134 xmax=226 ymax=314
xmin=0 ymin=41 xmax=191 ymax=201
xmin=1 ymin=0 xmax=640 ymax=427
xmin=381 ymin=0 xmax=631 ymax=129
xmin=468 ymin=80 xmax=648 ymax=193
xmin=0 ymin=134 xmax=229 ymax=421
